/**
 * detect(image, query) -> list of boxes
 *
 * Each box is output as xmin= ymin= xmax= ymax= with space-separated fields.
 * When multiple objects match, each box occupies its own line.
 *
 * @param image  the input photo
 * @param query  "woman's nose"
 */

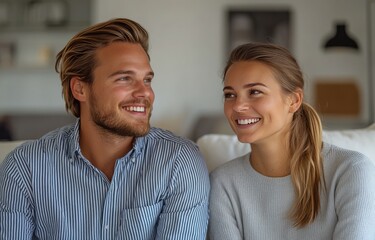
xmin=232 ymin=96 xmax=250 ymax=112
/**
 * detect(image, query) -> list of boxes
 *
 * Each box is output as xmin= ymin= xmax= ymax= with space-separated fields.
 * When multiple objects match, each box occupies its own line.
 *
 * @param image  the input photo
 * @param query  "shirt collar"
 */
xmin=66 ymin=118 xmax=81 ymax=159
xmin=132 ymin=132 xmax=147 ymax=157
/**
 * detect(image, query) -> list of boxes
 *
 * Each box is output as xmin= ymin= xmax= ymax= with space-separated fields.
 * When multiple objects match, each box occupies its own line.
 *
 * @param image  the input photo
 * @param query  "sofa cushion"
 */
xmin=322 ymin=123 xmax=375 ymax=162
xmin=0 ymin=141 xmax=24 ymax=164
xmin=197 ymin=123 xmax=375 ymax=172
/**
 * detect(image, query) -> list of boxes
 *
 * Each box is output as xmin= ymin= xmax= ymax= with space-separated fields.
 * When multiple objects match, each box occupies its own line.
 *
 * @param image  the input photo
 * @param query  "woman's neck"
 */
xmin=250 ymin=140 xmax=291 ymax=177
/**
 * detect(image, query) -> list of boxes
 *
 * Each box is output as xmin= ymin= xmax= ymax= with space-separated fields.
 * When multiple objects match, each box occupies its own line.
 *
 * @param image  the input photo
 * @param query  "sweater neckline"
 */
xmin=241 ymin=153 xmax=292 ymax=184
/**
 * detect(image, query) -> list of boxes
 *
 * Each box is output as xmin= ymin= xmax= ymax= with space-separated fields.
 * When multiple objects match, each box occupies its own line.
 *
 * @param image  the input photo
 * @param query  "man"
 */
xmin=0 ymin=18 xmax=210 ymax=239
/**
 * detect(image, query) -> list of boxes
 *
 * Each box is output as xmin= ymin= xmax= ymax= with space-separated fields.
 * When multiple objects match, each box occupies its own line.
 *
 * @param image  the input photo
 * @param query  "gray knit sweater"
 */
xmin=208 ymin=143 xmax=375 ymax=240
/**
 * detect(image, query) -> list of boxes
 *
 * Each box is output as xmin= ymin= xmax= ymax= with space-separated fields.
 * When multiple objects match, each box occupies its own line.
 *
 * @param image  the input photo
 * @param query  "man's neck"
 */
xmin=78 ymin=121 xmax=134 ymax=181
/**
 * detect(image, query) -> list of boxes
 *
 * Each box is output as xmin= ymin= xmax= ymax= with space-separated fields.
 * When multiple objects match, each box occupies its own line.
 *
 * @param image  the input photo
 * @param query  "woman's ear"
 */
xmin=70 ymin=77 xmax=87 ymax=102
xmin=289 ymin=88 xmax=303 ymax=113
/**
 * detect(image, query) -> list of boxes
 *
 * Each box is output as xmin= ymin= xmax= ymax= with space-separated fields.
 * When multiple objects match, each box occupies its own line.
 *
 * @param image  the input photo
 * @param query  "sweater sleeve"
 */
xmin=208 ymin=170 xmax=242 ymax=240
xmin=333 ymin=156 xmax=375 ymax=240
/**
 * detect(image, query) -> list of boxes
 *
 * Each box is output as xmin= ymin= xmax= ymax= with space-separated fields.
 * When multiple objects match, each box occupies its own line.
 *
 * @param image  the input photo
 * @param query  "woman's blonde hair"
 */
xmin=224 ymin=42 xmax=324 ymax=227
xmin=55 ymin=18 xmax=149 ymax=117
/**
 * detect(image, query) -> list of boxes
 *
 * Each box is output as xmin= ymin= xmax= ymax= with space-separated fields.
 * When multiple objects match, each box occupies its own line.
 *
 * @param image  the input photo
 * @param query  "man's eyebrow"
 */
xmin=223 ymin=82 xmax=266 ymax=91
xmin=108 ymin=70 xmax=133 ymax=78
xmin=108 ymin=70 xmax=154 ymax=78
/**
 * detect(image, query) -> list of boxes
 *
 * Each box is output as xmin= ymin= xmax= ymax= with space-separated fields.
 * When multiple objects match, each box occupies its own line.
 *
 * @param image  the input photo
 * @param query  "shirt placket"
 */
xmin=100 ymin=159 xmax=125 ymax=240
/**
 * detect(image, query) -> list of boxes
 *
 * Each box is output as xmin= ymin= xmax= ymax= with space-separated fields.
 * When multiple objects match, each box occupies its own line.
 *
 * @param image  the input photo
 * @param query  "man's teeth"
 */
xmin=126 ymin=106 xmax=145 ymax=112
xmin=237 ymin=118 xmax=260 ymax=125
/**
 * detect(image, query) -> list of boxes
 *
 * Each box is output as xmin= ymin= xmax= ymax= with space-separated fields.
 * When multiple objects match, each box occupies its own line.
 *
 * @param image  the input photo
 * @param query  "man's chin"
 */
xmin=94 ymin=120 xmax=150 ymax=138
xmin=133 ymin=125 xmax=151 ymax=137
xmin=123 ymin=122 xmax=151 ymax=137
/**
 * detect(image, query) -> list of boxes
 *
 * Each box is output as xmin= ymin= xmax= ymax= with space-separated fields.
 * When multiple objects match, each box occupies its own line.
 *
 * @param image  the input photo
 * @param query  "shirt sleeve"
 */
xmin=333 ymin=157 xmax=375 ymax=240
xmin=208 ymin=170 xmax=242 ymax=240
xmin=0 ymin=154 xmax=34 ymax=240
xmin=155 ymin=143 xmax=210 ymax=240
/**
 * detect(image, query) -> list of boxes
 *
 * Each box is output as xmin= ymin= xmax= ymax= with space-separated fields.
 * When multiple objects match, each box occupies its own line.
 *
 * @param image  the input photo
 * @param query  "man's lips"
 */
xmin=121 ymin=100 xmax=152 ymax=114
xmin=125 ymin=106 xmax=145 ymax=112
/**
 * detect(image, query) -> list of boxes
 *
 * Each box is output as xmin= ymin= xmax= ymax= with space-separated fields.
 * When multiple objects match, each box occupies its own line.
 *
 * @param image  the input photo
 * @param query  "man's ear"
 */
xmin=288 ymin=88 xmax=303 ymax=113
xmin=70 ymin=77 xmax=87 ymax=102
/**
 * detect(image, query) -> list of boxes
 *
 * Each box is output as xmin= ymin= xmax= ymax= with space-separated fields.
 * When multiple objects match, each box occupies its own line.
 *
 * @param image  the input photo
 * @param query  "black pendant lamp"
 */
xmin=323 ymin=22 xmax=359 ymax=50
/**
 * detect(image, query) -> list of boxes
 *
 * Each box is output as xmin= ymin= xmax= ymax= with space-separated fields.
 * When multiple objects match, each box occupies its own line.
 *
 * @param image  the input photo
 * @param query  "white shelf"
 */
xmin=0 ymin=0 xmax=91 ymax=33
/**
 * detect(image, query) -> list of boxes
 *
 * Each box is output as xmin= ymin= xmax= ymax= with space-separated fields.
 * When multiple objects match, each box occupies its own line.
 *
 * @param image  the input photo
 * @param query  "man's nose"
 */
xmin=133 ymin=80 xmax=151 ymax=98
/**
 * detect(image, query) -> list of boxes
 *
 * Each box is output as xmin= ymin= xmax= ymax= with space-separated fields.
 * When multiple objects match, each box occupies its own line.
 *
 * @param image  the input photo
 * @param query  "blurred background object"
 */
xmin=0 ymin=0 xmax=373 ymax=141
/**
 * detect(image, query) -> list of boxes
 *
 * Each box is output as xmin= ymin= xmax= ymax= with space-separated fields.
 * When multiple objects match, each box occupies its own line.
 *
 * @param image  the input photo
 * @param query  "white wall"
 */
xmin=0 ymin=0 xmax=370 ymax=137
xmin=94 ymin=0 xmax=370 ymax=136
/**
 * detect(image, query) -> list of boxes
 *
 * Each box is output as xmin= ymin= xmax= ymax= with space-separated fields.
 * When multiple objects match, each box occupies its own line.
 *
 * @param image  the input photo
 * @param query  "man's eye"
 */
xmin=144 ymin=78 xmax=152 ymax=84
xmin=118 ymin=76 xmax=130 ymax=81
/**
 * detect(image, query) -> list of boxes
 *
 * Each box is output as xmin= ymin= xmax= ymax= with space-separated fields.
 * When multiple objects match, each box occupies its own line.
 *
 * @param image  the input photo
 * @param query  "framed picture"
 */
xmin=227 ymin=8 xmax=292 ymax=54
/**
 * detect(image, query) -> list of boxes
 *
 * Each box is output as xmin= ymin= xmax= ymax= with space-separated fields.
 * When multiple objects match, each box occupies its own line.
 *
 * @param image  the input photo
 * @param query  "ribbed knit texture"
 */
xmin=209 ymin=143 xmax=375 ymax=240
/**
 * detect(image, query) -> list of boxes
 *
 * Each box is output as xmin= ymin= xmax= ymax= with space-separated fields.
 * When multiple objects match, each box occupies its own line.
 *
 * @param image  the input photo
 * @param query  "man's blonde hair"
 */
xmin=55 ymin=18 xmax=149 ymax=117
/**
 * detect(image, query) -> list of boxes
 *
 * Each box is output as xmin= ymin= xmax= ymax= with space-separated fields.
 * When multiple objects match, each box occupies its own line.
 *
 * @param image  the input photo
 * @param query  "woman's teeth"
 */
xmin=237 ymin=118 xmax=260 ymax=125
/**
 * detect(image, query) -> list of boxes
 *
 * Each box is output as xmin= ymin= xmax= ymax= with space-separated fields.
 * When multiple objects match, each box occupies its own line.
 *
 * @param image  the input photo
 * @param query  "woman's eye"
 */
xmin=223 ymin=93 xmax=235 ymax=99
xmin=249 ymin=89 xmax=261 ymax=95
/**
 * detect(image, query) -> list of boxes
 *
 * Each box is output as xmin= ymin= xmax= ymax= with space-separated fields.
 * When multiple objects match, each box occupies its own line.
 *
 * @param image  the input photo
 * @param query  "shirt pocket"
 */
xmin=116 ymin=201 xmax=163 ymax=240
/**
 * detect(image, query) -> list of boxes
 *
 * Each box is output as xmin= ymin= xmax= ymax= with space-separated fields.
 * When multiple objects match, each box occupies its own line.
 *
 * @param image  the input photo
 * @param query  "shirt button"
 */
xmin=105 ymin=225 xmax=109 ymax=230
xmin=131 ymin=158 xmax=135 ymax=163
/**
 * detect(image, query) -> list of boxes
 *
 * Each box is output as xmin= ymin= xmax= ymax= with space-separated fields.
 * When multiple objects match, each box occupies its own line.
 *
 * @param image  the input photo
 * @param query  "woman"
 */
xmin=208 ymin=42 xmax=375 ymax=239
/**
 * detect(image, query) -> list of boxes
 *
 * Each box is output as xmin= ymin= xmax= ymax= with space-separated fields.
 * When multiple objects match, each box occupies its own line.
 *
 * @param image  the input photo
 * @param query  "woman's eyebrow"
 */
xmin=243 ymin=82 xmax=267 ymax=88
xmin=223 ymin=82 xmax=266 ymax=91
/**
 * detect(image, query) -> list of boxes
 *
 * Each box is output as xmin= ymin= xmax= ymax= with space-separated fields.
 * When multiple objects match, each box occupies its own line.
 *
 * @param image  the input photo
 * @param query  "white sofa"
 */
xmin=0 ymin=140 xmax=24 ymax=163
xmin=1 ymin=123 xmax=375 ymax=172
xmin=197 ymin=123 xmax=375 ymax=173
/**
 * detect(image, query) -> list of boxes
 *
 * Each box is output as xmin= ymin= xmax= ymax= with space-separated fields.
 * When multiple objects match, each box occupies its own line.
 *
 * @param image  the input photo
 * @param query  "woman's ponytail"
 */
xmin=289 ymin=102 xmax=323 ymax=227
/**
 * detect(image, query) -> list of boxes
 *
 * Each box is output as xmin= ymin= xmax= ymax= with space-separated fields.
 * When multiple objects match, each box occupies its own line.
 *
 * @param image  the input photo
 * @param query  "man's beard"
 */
xmin=89 ymin=93 xmax=152 ymax=138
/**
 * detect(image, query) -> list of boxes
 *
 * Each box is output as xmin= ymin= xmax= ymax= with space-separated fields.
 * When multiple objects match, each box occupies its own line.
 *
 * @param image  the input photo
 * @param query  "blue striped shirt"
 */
xmin=0 ymin=120 xmax=210 ymax=239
